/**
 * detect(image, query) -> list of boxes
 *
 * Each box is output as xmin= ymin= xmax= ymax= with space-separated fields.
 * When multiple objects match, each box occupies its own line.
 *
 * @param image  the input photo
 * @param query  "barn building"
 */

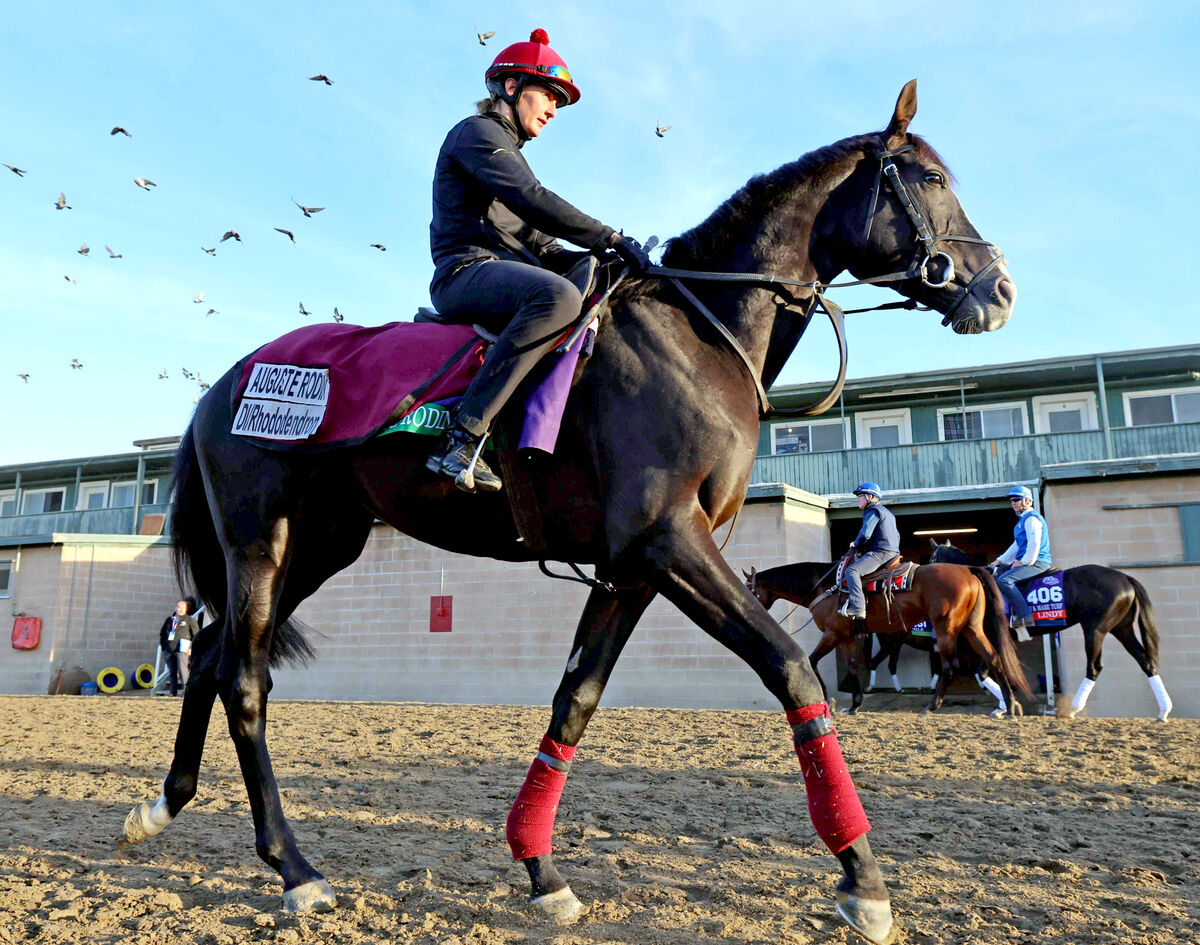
xmin=2 ymin=343 xmax=1197 ymax=718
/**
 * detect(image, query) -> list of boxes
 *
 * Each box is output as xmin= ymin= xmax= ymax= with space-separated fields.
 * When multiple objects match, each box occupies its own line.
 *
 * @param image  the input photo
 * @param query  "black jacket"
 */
xmin=429 ymin=112 xmax=614 ymax=288
xmin=159 ymin=614 xmax=198 ymax=653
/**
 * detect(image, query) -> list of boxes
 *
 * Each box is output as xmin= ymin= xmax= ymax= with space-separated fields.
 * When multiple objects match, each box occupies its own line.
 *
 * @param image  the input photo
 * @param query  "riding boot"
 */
xmin=426 ymin=426 xmax=502 ymax=493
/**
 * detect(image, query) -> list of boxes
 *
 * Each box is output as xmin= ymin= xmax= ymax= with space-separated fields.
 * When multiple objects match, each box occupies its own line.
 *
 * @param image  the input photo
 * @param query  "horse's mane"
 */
xmin=661 ymin=132 xmax=954 ymax=268
xmin=757 ymin=562 xmax=836 ymax=598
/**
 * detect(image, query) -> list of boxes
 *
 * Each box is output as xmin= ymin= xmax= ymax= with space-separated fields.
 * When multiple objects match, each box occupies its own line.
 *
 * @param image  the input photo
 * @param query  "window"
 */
xmin=20 ymin=488 xmax=66 ymax=515
xmin=855 ymin=409 xmax=912 ymax=448
xmin=770 ymin=419 xmax=848 ymax=454
xmin=1124 ymin=387 xmax=1200 ymax=427
xmin=0 ymin=559 xmax=10 ymax=598
xmin=1182 ymin=506 xmax=1200 ymax=562
xmin=110 ymin=479 xmax=158 ymax=508
xmin=1032 ymin=393 xmax=1098 ymax=434
xmin=0 ymin=492 xmax=14 ymax=517
xmin=938 ymin=402 xmax=1028 ymax=441
xmin=77 ymin=482 xmax=110 ymax=510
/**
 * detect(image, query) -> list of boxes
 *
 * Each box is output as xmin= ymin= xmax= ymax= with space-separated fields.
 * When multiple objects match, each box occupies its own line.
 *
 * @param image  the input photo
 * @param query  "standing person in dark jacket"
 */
xmin=425 ymin=27 xmax=650 ymax=493
xmin=838 ymin=483 xmax=901 ymax=619
xmin=159 ymin=598 xmax=199 ymax=696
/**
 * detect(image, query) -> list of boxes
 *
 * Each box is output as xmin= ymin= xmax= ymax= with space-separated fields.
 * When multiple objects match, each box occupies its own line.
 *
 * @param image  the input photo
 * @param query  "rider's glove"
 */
xmin=610 ymin=233 xmax=650 ymax=272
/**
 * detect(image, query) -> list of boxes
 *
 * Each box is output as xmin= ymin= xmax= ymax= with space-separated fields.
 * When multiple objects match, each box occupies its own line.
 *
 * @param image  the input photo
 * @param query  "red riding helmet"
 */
xmin=485 ymin=28 xmax=580 ymax=107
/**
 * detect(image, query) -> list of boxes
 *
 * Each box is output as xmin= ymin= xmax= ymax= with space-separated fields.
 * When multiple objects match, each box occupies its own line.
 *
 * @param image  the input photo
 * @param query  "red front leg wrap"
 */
xmin=786 ymin=703 xmax=871 ymax=853
xmin=506 ymin=735 xmax=576 ymax=860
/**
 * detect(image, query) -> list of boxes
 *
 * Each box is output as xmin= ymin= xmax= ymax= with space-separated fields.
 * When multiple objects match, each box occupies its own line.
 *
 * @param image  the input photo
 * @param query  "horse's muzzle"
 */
xmin=950 ymin=273 xmax=1016 ymax=334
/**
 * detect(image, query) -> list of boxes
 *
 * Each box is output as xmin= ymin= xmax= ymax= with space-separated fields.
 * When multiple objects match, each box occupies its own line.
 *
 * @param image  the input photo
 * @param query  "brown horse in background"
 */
xmin=745 ymin=561 xmax=1032 ymax=716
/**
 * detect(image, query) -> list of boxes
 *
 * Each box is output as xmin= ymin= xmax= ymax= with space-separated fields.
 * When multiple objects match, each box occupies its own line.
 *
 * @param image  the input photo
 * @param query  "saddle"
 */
xmin=837 ymin=555 xmax=916 ymax=594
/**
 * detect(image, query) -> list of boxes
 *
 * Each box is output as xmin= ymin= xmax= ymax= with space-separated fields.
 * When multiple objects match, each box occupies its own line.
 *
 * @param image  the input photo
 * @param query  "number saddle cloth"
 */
xmin=228 ymin=258 xmax=604 ymax=453
xmin=1009 ymin=569 xmax=1067 ymax=629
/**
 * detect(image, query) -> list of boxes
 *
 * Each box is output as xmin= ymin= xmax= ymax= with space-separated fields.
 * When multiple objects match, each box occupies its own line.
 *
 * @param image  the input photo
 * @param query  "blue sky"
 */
xmin=2 ymin=1 xmax=1198 ymax=464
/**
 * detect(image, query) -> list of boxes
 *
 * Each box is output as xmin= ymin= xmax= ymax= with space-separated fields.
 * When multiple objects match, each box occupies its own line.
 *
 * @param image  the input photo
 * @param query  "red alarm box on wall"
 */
xmin=12 ymin=614 xmax=42 ymax=650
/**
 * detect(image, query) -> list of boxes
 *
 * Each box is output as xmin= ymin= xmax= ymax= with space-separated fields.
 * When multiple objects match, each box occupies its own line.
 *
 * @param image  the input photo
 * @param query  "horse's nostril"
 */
xmin=995 ymin=278 xmax=1017 ymax=307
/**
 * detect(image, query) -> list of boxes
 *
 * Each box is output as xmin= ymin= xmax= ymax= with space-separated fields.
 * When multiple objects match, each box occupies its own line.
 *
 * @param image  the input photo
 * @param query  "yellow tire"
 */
xmin=96 ymin=666 xmax=126 ymax=694
xmin=133 ymin=663 xmax=155 ymax=689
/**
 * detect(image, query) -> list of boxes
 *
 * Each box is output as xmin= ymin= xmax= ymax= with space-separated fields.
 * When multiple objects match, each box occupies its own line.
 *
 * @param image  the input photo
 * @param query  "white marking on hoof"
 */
xmin=890 ymin=674 xmax=902 ymax=693
xmin=282 ymin=878 xmax=336 ymax=913
xmin=989 ymin=708 xmax=1006 ymax=720
xmin=530 ymin=885 xmax=585 ymax=924
xmin=868 ymin=671 xmax=877 ymax=690
xmin=836 ymin=891 xmax=897 ymax=945
xmin=1156 ymin=710 xmax=1171 ymax=722
xmin=123 ymin=792 xmax=173 ymax=844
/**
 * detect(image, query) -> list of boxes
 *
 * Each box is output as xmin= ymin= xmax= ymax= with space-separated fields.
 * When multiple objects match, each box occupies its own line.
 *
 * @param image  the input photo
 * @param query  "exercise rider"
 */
xmin=838 ymin=482 xmax=900 ymax=619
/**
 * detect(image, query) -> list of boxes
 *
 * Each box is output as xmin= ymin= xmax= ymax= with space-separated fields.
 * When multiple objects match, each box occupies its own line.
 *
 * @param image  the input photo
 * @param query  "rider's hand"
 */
xmin=610 ymin=233 xmax=650 ymax=272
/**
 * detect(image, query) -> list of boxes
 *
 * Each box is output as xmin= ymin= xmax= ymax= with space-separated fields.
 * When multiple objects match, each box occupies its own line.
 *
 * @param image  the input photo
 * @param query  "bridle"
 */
xmin=635 ymin=139 xmax=1007 ymax=418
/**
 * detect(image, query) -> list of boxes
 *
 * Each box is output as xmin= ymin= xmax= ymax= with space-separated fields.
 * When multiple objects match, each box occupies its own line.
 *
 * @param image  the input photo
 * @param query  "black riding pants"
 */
xmin=431 ymin=259 xmax=582 ymax=436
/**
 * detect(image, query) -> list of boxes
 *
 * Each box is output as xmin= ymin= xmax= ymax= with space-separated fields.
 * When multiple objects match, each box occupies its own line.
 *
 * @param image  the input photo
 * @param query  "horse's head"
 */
xmin=929 ymin=539 xmax=968 ymax=564
xmin=742 ymin=567 xmax=776 ymax=608
xmin=825 ymin=80 xmax=1016 ymax=335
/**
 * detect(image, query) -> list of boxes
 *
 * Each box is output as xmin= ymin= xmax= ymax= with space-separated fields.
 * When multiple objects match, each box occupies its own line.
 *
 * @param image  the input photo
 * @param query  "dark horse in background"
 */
xmin=123 ymin=82 xmax=1014 ymax=945
xmin=929 ymin=541 xmax=1173 ymax=720
xmin=744 ymin=561 xmax=1031 ymax=716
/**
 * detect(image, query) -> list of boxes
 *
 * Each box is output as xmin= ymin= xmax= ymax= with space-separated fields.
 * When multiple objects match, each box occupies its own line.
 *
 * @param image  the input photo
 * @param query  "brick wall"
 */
xmin=1044 ymin=474 xmax=1200 ymax=718
xmin=0 ymin=539 xmax=179 ymax=694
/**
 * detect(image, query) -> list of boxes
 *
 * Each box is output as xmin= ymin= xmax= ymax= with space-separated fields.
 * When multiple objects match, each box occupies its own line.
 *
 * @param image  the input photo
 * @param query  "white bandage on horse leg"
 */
xmin=869 ymin=670 xmax=877 ymax=691
xmin=124 ymin=784 xmax=174 ymax=844
xmin=929 ymin=674 xmax=939 ymax=691
xmin=1148 ymin=675 xmax=1172 ymax=718
xmin=891 ymin=673 xmax=902 ymax=692
xmin=976 ymin=674 xmax=1006 ymax=711
xmin=1070 ymin=677 xmax=1096 ymax=714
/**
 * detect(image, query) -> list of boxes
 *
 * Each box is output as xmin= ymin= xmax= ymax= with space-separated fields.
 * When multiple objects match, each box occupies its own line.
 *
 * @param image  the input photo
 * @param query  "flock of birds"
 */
xmin=9 ymin=29 xmax=674 ymax=397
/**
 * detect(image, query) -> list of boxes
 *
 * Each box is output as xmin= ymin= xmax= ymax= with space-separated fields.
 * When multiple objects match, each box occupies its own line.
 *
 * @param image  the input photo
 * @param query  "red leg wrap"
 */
xmin=506 ymin=735 xmax=576 ymax=861
xmin=786 ymin=703 xmax=871 ymax=854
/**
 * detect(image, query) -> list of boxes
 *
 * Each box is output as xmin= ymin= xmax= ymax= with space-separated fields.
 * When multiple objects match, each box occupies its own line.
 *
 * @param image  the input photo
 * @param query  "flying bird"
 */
xmin=77 ymin=243 xmax=89 ymax=256
xmin=197 ymin=378 xmax=210 ymax=391
xmin=193 ymin=292 xmax=204 ymax=303
xmin=274 ymin=227 xmax=295 ymax=244
xmin=64 ymin=275 xmax=76 ymax=285
xmin=370 ymin=243 xmax=386 ymax=251
xmin=182 ymin=368 xmax=194 ymax=379
xmin=134 ymin=177 xmax=156 ymax=190
xmin=4 ymin=164 xmax=25 ymax=176
xmin=111 ymin=126 xmax=131 ymax=137
xmin=476 ymin=28 xmax=497 ymax=45
xmin=299 ymin=302 xmax=312 ymax=316
xmin=71 ymin=359 xmax=83 ymax=369
xmin=309 ymin=74 xmax=332 ymax=85
xmin=17 ymin=373 xmax=29 ymax=383
xmin=332 ymin=307 xmax=343 ymax=323
xmin=205 ymin=308 xmax=218 ymax=317
xmin=655 ymin=118 xmax=672 ymax=138
xmin=202 ymin=246 xmax=216 ymax=255
xmin=158 ymin=369 xmax=168 ymax=379
xmin=55 ymin=192 xmax=71 ymax=210
xmin=220 ymin=230 xmax=241 ymax=242
xmin=292 ymin=199 xmax=324 ymax=217
xmin=105 ymin=245 xmax=122 ymax=258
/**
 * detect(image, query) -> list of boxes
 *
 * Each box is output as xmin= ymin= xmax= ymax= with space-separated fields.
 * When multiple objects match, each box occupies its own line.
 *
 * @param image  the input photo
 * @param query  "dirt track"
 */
xmin=0 ymin=695 xmax=1196 ymax=944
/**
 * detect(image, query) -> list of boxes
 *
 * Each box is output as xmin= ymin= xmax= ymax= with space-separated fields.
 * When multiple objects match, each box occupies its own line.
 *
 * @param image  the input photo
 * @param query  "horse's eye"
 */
xmin=923 ymin=171 xmax=945 ymax=187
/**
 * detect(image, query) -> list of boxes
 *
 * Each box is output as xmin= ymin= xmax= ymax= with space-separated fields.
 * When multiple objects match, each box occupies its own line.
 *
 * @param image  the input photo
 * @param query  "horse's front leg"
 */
xmin=841 ymin=640 xmax=865 ymax=713
xmin=640 ymin=522 xmax=893 ymax=945
xmin=511 ymin=583 xmax=657 ymax=923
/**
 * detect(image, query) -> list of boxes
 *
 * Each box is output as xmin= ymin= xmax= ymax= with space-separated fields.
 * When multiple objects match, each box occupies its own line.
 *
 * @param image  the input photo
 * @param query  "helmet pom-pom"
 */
xmin=529 ymin=28 xmax=550 ymax=44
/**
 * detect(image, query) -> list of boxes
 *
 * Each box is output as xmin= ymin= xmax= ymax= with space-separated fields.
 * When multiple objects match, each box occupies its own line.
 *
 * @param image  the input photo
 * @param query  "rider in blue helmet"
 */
xmin=838 ymin=482 xmax=901 ymax=619
xmin=989 ymin=485 xmax=1052 ymax=630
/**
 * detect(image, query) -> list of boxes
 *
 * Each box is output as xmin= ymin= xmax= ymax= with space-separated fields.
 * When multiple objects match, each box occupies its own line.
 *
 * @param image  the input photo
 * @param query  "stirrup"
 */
xmin=455 ymin=430 xmax=492 ymax=493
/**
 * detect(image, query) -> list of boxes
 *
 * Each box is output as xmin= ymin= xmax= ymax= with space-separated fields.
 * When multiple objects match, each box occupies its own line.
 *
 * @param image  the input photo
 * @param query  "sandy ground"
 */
xmin=0 ymin=695 xmax=1196 ymax=945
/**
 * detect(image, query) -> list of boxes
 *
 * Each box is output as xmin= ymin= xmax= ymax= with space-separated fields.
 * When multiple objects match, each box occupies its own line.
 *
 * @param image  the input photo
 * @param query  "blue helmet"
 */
xmin=853 ymin=482 xmax=882 ymax=498
xmin=1008 ymin=485 xmax=1033 ymax=502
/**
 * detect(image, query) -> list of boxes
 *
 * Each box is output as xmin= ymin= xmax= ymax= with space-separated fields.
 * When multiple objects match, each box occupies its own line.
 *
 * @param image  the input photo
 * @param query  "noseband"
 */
xmin=861 ymin=145 xmax=1006 ymax=326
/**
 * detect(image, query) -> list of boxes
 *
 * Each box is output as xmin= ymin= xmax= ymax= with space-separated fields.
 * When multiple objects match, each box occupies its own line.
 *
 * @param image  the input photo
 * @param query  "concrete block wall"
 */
xmin=0 ymin=539 xmax=179 ymax=694
xmin=1044 ymin=475 xmax=1200 ymax=719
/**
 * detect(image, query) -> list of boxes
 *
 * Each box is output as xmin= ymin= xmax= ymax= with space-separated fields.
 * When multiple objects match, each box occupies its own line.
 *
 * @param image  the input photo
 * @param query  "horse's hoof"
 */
xmin=283 ymin=879 xmax=336 ymax=913
xmin=1156 ymin=711 xmax=1170 ymax=722
xmin=836 ymin=890 xmax=897 ymax=945
xmin=988 ymin=708 xmax=1006 ymax=720
xmin=530 ymin=885 xmax=585 ymax=924
xmin=123 ymin=795 xmax=173 ymax=844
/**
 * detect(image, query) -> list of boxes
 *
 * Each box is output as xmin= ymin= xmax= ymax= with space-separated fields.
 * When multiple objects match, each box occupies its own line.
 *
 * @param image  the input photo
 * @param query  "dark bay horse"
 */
xmin=744 ymin=561 xmax=1032 ymax=717
xmin=123 ymin=81 xmax=1015 ymax=945
xmin=929 ymin=541 xmax=1173 ymax=720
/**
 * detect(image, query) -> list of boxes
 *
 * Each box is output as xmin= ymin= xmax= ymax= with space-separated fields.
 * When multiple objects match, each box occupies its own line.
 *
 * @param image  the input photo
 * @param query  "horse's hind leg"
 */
xmin=511 ymin=583 xmax=656 ymax=922
xmin=123 ymin=617 xmax=223 ymax=844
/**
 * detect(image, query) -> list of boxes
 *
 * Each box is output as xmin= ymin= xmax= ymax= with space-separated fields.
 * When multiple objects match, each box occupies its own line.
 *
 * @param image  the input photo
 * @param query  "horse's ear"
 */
xmin=930 ymin=538 xmax=938 ymax=550
xmin=884 ymin=79 xmax=918 ymax=149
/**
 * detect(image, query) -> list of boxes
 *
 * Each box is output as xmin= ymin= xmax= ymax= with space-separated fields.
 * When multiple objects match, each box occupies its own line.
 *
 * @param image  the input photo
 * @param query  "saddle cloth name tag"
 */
xmin=378 ymin=400 xmax=455 ymax=438
xmin=233 ymin=362 xmax=330 ymax=441
xmin=1024 ymin=572 xmax=1066 ymax=626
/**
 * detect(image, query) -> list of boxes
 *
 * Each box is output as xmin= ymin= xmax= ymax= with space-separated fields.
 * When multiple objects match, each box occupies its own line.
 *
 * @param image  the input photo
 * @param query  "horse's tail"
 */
xmin=1129 ymin=575 xmax=1161 ymax=671
xmin=971 ymin=566 xmax=1033 ymax=700
xmin=170 ymin=421 xmax=315 ymax=667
